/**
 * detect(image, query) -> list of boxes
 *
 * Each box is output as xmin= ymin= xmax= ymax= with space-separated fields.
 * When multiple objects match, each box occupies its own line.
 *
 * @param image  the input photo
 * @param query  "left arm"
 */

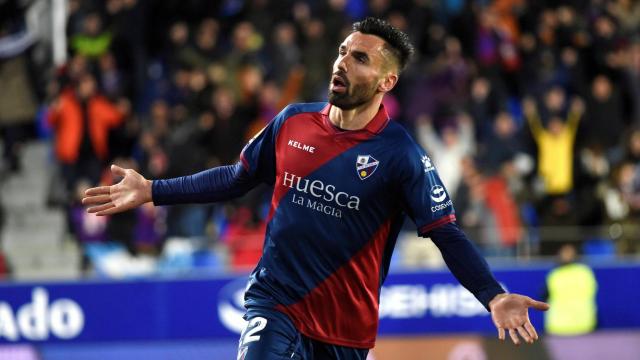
xmin=426 ymin=222 xmax=550 ymax=345
xmin=398 ymin=139 xmax=549 ymax=345
xmin=424 ymin=222 xmax=504 ymax=310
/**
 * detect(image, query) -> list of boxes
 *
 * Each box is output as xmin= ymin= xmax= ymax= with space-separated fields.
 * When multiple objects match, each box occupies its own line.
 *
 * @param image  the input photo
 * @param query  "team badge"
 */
xmin=356 ymin=155 xmax=379 ymax=180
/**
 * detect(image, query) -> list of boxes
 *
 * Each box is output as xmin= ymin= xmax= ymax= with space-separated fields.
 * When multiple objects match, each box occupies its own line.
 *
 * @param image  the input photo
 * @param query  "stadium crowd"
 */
xmin=1 ymin=0 xmax=639 ymax=276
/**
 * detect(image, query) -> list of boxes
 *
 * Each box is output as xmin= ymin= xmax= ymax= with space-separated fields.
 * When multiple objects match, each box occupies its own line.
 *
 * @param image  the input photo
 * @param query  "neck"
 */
xmin=328 ymin=94 xmax=384 ymax=130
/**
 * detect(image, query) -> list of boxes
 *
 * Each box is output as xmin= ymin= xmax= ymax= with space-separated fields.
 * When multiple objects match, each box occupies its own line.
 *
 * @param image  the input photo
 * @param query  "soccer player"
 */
xmin=83 ymin=18 xmax=549 ymax=360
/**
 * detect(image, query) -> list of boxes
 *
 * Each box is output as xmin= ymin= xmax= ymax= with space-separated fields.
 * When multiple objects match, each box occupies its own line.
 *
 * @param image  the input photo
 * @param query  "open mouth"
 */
xmin=330 ymin=74 xmax=348 ymax=93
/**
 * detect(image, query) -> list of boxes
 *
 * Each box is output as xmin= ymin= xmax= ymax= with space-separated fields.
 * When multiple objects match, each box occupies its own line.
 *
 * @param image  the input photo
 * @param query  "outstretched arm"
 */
xmin=152 ymin=162 xmax=258 ymax=205
xmin=426 ymin=222 xmax=549 ymax=345
xmin=83 ymin=162 xmax=257 ymax=216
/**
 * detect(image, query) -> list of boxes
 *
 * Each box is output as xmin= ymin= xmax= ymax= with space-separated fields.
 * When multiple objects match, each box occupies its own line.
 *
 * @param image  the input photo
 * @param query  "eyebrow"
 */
xmin=338 ymin=45 xmax=370 ymax=62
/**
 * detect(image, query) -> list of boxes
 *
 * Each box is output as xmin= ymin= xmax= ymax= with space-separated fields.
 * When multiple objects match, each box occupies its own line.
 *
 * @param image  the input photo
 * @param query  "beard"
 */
xmin=328 ymin=79 xmax=378 ymax=110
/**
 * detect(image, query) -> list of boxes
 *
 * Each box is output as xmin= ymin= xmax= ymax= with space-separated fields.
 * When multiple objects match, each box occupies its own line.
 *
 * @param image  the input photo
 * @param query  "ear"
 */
xmin=378 ymin=72 xmax=398 ymax=93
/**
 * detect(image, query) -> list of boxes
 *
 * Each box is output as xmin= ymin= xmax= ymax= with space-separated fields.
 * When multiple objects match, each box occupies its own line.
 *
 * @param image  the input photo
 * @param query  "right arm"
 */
xmin=84 ymin=104 xmax=292 ymax=216
xmin=83 ymin=162 xmax=258 ymax=216
xmin=152 ymin=162 xmax=258 ymax=205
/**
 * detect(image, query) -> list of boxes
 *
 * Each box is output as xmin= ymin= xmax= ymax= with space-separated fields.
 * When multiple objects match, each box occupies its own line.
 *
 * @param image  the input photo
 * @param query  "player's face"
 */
xmin=328 ymin=32 xmax=392 ymax=110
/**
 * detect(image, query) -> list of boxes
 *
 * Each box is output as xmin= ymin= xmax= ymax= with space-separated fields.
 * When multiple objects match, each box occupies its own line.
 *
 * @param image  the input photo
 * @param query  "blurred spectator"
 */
xmin=0 ymin=5 xmax=38 ymax=173
xmin=209 ymin=86 xmax=254 ymax=164
xmin=524 ymin=94 xmax=585 ymax=255
xmin=415 ymin=113 xmax=474 ymax=198
xmin=524 ymin=95 xmax=583 ymax=196
xmin=621 ymin=128 xmax=640 ymax=164
xmin=622 ymin=41 xmax=640 ymax=124
xmin=0 ymin=53 xmax=37 ymax=173
xmin=479 ymin=112 xmax=520 ymax=174
xmin=589 ymin=14 xmax=620 ymax=77
xmin=222 ymin=21 xmax=263 ymax=90
xmin=222 ymin=206 xmax=266 ymax=272
xmin=407 ymin=36 xmax=471 ymax=126
xmin=267 ymin=22 xmax=301 ymax=86
xmin=606 ymin=0 xmax=640 ymax=37
xmin=300 ymin=19 xmax=331 ymax=101
xmin=604 ymin=162 xmax=640 ymax=254
xmin=544 ymin=244 xmax=598 ymax=336
xmin=321 ymin=0 xmax=352 ymax=46
xmin=163 ymin=21 xmax=191 ymax=72
xmin=467 ymin=76 xmax=506 ymax=145
xmin=70 ymin=179 xmax=108 ymax=272
xmin=98 ymin=52 xmax=126 ymax=99
xmin=162 ymin=105 xmax=214 ymax=239
xmin=47 ymin=73 xmax=124 ymax=191
xmin=574 ymin=144 xmax=609 ymax=226
xmin=70 ymin=12 xmax=112 ymax=59
xmin=178 ymin=18 xmax=221 ymax=70
xmin=580 ymin=75 xmax=626 ymax=153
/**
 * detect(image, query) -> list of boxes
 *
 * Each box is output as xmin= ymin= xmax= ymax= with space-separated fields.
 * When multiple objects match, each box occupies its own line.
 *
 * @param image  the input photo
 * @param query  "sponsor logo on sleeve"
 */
xmin=430 ymin=185 xmax=447 ymax=203
xmin=421 ymin=155 xmax=435 ymax=172
xmin=430 ymin=185 xmax=453 ymax=212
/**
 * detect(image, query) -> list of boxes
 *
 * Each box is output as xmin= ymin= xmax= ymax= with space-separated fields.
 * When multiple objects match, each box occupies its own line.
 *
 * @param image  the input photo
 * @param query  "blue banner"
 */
xmin=0 ymin=264 xmax=638 ymax=344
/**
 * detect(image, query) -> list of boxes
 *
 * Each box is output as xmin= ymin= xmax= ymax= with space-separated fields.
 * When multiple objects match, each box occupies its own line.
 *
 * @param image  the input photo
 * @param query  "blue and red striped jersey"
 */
xmin=240 ymin=102 xmax=456 ymax=348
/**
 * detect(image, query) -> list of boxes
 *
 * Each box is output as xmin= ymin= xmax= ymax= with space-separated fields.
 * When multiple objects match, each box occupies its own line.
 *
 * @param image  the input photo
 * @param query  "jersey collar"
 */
xmin=320 ymin=103 xmax=390 ymax=136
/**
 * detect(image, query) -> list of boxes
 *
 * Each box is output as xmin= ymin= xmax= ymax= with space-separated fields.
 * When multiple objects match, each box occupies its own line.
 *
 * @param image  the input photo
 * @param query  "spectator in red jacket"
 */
xmin=48 ymin=73 xmax=123 ymax=190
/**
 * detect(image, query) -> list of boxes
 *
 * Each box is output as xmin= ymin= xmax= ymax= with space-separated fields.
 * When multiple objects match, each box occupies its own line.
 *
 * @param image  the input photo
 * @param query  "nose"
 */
xmin=335 ymin=55 xmax=348 ymax=73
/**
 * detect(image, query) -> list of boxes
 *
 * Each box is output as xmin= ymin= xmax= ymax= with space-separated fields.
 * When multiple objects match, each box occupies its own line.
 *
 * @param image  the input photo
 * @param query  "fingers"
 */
xmin=516 ymin=326 xmax=533 ymax=344
xmin=82 ymin=194 xmax=111 ymax=206
xmin=95 ymin=205 xmax=121 ymax=216
xmin=508 ymin=328 xmax=520 ymax=346
xmin=85 ymin=186 xmax=111 ymax=196
xmin=527 ymin=298 xmax=551 ymax=311
xmin=524 ymin=321 xmax=539 ymax=341
xmin=111 ymin=164 xmax=126 ymax=177
xmin=497 ymin=327 xmax=505 ymax=341
xmin=87 ymin=203 xmax=116 ymax=214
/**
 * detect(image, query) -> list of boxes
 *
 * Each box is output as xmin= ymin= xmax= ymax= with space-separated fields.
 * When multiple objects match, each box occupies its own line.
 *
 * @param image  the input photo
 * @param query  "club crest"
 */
xmin=356 ymin=155 xmax=379 ymax=180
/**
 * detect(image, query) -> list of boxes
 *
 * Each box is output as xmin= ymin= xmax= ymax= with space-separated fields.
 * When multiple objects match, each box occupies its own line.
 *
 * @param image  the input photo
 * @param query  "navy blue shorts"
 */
xmin=237 ymin=308 xmax=369 ymax=360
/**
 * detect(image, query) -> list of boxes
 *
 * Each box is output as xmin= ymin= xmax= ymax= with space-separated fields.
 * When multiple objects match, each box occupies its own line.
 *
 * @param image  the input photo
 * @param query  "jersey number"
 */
xmin=240 ymin=317 xmax=267 ymax=346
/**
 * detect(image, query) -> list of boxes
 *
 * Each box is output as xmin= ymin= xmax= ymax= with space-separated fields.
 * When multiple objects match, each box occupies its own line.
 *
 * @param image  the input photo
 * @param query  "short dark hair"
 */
xmin=352 ymin=17 xmax=415 ymax=72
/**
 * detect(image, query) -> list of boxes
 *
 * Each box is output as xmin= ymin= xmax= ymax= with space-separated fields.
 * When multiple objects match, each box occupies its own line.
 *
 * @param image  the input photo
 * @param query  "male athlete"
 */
xmin=84 ymin=18 xmax=549 ymax=360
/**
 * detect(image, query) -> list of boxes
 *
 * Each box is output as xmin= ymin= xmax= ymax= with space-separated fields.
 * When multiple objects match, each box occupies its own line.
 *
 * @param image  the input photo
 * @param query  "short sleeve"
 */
xmin=240 ymin=106 xmax=289 ymax=184
xmin=398 ymin=143 xmax=456 ymax=235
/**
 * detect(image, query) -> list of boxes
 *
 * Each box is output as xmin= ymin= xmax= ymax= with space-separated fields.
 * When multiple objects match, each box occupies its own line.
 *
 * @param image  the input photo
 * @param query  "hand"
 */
xmin=82 ymin=165 xmax=153 ymax=216
xmin=489 ymin=293 xmax=550 ymax=346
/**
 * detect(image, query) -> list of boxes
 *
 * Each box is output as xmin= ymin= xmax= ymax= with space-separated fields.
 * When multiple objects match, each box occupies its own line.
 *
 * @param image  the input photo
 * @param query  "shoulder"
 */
xmin=380 ymin=122 xmax=434 ymax=177
xmin=278 ymin=102 xmax=327 ymax=120
xmin=381 ymin=121 xmax=424 ymax=156
xmin=265 ymin=103 xmax=327 ymax=136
